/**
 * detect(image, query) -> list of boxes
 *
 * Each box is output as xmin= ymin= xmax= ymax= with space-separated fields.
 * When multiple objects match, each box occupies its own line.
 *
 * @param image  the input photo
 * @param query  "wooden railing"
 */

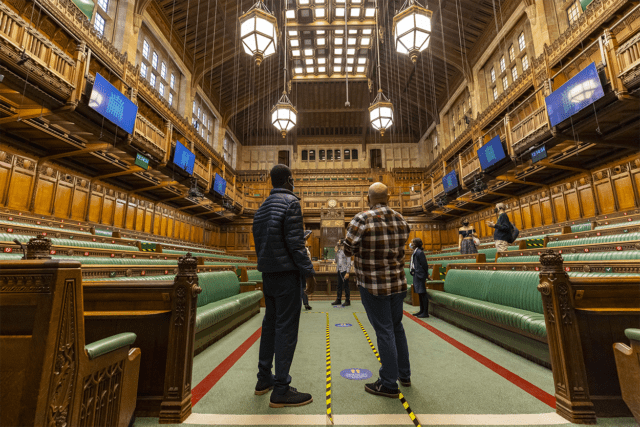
xmin=461 ymin=155 xmax=481 ymax=181
xmin=618 ymin=31 xmax=640 ymax=81
xmin=134 ymin=115 xmax=166 ymax=155
xmin=433 ymin=180 xmax=444 ymax=197
xmin=510 ymin=106 xmax=549 ymax=154
xmin=193 ymin=158 xmax=210 ymax=186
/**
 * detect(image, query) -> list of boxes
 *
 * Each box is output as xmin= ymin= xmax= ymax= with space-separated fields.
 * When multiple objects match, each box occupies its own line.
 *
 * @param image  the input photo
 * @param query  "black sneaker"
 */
xmin=269 ymin=386 xmax=313 ymax=408
xmin=416 ymin=313 xmax=429 ymax=318
xmin=364 ymin=379 xmax=400 ymax=398
xmin=331 ymin=300 xmax=342 ymax=305
xmin=342 ymin=301 xmax=351 ymax=307
xmin=399 ymin=377 xmax=411 ymax=387
xmin=254 ymin=379 xmax=273 ymax=395
xmin=304 ymin=305 xmax=312 ymax=310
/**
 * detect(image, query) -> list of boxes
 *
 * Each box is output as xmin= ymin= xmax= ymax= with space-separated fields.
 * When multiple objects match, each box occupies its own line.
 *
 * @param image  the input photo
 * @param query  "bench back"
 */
xmin=197 ymin=271 xmax=241 ymax=307
xmin=443 ymin=269 xmax=543 ymax=314
xmin=547 ymin=232 xmax=640 ymax=247
xmin=499 ymin=251 xmax=640 ymax=263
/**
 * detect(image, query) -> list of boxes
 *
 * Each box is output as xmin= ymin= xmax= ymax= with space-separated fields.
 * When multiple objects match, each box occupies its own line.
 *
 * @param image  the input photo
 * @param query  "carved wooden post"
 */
xmin=538 ymin=250 xmax=596 ymax=424
xmin=159 ymin=253 xmax=202 ymax=424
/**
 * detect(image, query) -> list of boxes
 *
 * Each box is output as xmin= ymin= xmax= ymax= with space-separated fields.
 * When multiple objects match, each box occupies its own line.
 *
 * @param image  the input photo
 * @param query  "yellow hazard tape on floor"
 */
xmin=353 ymin=313 xmax=422 ymax=427
xmin=325 ymin=312 xmax=334 ymax=425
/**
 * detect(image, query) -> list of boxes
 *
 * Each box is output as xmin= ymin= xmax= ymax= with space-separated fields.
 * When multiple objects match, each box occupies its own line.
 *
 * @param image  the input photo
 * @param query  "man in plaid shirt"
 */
xmin=343 ymin=182 xmax=412 ymax=398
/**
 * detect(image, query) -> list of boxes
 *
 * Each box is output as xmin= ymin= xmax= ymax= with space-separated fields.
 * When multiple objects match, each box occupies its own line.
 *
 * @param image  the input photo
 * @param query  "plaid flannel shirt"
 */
xmin=343 ymin=204 xmax=411 ymax=296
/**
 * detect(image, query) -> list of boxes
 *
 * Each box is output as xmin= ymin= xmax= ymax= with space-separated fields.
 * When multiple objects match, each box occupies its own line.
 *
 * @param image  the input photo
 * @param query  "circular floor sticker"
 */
xmin=335 ymin=323 xmax=352 ymax=327
xmin=340 ymin=368 xmax=373 ymax=380
xmin=333 ymin=305 xmax=346 ymax=308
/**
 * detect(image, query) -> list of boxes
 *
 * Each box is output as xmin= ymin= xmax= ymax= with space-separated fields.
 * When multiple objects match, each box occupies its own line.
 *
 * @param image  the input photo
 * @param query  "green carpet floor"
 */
xmin=134 ymin=301 xmax=638 ymax=427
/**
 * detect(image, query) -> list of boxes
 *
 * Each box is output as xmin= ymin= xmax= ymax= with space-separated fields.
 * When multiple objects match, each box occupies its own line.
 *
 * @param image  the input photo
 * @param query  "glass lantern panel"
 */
xmin=286 ymin=121 xmax=295 ymax=130
xmin=416 ymin=14 xmax=431 ymax=32
xmin=380 ymin=106 xmax=392 ymax=118
xmin=256 ymin=34 xmax=270 ymax=51
xmin=242 ymin=43 xmax=253 ymax=55
xmin=256 ymin=17 xmax=273 ymax=35
xmin=415 ymin=31 xmax=428 ymax=49
xmin=419 ymin=36 xmax=430 ymax=51
xmin=400 ymin=33 xmax=415 ymax=50
xmin=370 ymin=108 xmax=380 ymax=120
xmin=396 ymin=40 xmax=409 ymax=54
xmin=272 ymin=110 xmax=278 ymax=123
xmin=396 ymin=14 xmax=415 ymax=38
xmin=290 ymin=112 xmax=297 ymax=124
xmin=241 ymin=17 xmax=255 ymax=37
xmin=244 ymin=35 xmax=257 ymax=52
xmin=381 ymin=118 xmax=392 ymax=128
xmin=265 ymin=41 xmax=276 ymax=56
xmin=371 ymin=119 xmax=381 ymax=129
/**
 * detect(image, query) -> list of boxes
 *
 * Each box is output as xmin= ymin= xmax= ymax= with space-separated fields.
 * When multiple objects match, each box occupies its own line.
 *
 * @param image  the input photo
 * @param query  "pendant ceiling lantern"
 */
xmin=239 ymin=0 xmax=278 ymax=66
xmin=393 ymin=0 xmax=433 ymax=63
xmin=369 ymin=89 xmax=394 ymax=136
xmin=272 ymin=91 xmax=297 ymax=138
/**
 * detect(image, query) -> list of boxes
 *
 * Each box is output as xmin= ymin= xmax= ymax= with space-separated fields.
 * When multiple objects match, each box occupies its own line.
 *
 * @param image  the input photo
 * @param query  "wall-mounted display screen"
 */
xmin=545 ymin=62 xmax=604 ymax=127
xmin=477 ymin=135 xmax=507 ymax=170
xmin=135 ymin=153 xmax=149 ymax=170
xmin=173 ymin=140 xmax=195 ymax=175
xmin=531 ymin=145 xmax=547 ymax=164
xmin=442 ymin=170 xmax=459 ymax=193
xmin=88 ymin=73 xmax=138 ymax=134
xmin=213 ymin=173 xmax=227 ymax=196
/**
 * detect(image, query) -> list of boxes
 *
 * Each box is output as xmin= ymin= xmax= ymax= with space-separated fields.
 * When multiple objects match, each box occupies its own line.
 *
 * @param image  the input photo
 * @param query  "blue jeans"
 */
xmin=358 ymin=286 xmax=411 ymax=389
xmin=257 ymin=271 xmax=302 ymax=394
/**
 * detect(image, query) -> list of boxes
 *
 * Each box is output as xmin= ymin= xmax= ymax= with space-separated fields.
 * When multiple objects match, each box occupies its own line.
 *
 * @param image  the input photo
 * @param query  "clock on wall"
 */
xmin=328 ymin=199 xmax=337 ymax=208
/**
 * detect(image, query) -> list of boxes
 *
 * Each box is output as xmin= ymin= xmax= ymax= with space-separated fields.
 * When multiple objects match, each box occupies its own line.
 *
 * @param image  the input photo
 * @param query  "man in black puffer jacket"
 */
xmin=253 ymin=164 xmax=317 ymax=408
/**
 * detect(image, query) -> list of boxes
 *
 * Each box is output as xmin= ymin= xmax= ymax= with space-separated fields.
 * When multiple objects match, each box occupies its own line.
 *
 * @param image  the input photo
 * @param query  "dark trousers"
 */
xmin=359 ymin=286 xmax=411 ymax=389
xmin=257 ymin=270 xmax=302 ymax=394
xmin=300 ymin=277 xmax=309 ymax=306
xmin=336 ymin=271 xmax=350 ymax=301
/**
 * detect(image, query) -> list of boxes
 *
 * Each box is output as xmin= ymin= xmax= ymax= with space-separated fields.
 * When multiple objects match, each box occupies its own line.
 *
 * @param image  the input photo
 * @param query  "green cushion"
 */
xmin=195 ymin=299 xmax=241 ymax=331
xmin=247 ymin=270 xmax=263 ymax=281
xmin=499 ymin=251 xmax=640 ymax=263
xmin=625 ymin=328 xmax=640 ymax=342
xmin=85 ymin=332 xmax=137 ymax=360
xmin=571 ymin=223 xmax=592 ymax=232
xmin=596 ymin=220 xmax=640 ymax=230
xmin=547 ymin=232 xmax=640 ymax=247
xmin=234 ymin=290 xmax=263 ymax=309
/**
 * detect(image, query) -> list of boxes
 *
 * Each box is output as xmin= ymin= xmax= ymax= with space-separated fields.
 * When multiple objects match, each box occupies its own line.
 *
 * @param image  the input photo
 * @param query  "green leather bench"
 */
xmin=547 ymin=232 xmax=640 ymax=247
xmin=247 ymin=270 xmax=263 ymax=282
xmin=404 ymin=267 xmax=440 ymax=305
xmin=596 ymin=219 xmax=640 ymax=230
xmin=571 ymin=223 xmax=593 ymax=232
xmin=0 ymin=218 xmax=92 ymax=234
xmin=498 ymin=251 xmax=640 ymax=263
xmin=2 ymin=233 xmax=136 ymax=251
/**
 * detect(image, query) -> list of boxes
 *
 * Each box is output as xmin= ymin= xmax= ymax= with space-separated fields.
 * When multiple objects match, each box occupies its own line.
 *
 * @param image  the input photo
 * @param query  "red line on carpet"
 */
xmin=191 ymin=327 xmax=262 ymax=406
xmin=404 ymin=311 xmax=556 ymax=409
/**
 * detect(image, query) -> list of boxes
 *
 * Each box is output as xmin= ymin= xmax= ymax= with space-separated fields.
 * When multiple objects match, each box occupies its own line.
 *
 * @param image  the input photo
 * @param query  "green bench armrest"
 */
xmin=239 ymin=281 xmax=257 ymax=286
xmin=625 ymin=328 xmax=640 ymax=342
xmin=85 ymin=332 xmax=137 ymax=360
xmin=425 ymin=280 xmax=445 ymax=284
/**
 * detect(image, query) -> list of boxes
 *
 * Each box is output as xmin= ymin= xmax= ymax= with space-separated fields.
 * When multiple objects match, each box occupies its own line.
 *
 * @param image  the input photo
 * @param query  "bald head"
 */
xmin=368 ymin=182 xmax=389 ymax=207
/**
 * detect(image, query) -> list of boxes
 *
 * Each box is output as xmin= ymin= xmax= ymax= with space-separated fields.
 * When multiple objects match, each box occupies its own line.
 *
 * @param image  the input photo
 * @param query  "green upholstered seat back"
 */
xmin=443 ymin=269 xmax=490 ymax=301
xmin=484 ymin=271 xmax=543 ymax=314
xmin=499 ymin=251 xmax=640 ymax=263
xmin=404 ymin=268 xmax=413 ymax=285
xmin=247 ymin=270 xmax=263 ymax=281
xmin=547 ymin=232 xmax=640 ymax=247
xmin=438 ymin=258 xmax=478 ymax=271
xmin=571 ymin=223 xmax=592 ymax=232
xmin=197 ymin=271 xmax=240 ymax=307
xmin=596 ymin=220 xmax=640 ymax=230
xmin=478 ymin=248 xmax=497 ymax=261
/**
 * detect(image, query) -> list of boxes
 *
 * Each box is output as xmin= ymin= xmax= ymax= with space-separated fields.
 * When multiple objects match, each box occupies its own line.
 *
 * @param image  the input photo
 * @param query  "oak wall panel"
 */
xmin=6 ymin=170 xmax=33 ymax=211
xmin=566 ymin=191 xmax=581 ymax=219
xmin=71 ymin=189 xmax=88 ymax=221
xmin=579 ymin=186 xmax=597 ymax=217
xmin=114 ymin=201 xmax=125 ymax=228
xmin=53 ymin=183 xmax=72 ymax=218
xmin=135 ymin=207 xmax=144 ymax=231
xmin=33 ymin=179 xmax=55 ymax=215
xmin=541 ymin=199 xmax=553 ymax=225
xmin=87 ymin=193 xmax=102 ymax=223
xmin=531 ymin=202 xmax=542 ymax=227
xmin=125 ymin=204 xmax=135 ymax=229
xmin=612 ymin=173 xmax=636 ymax=210
xmin=0 ymin=155 xmax=11 ymax=205
xmin=144 ymin=210 xmax=152 ymax=233
xmin=552 ymin=195 xmax=567 ymax=222
xmin=102 ymin=198 xmax=114 ymax=225
xmin=594 ymin=177 xmax=615 ymax=214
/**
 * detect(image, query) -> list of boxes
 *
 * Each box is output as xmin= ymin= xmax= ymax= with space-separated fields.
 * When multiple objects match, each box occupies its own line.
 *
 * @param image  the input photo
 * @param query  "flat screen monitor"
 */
xmin=134 ymin=153 xmax=149 ymax=170
xmin=531 ymin=145 xmax=547 ymax=164
xmin=173 ymin=140 xmax=195 ymax=175
xmin=213 ymin=173 xmax=227 ymax=196
xmin=442 ymin=170 xmax=459 ymax=193
xmin=88 ymin=73 xmax=138 ymax=134
xmin=545 ymin=62 xmax=605 ymax=127
xmin=477 ymin=135 xmax=507 ymax=171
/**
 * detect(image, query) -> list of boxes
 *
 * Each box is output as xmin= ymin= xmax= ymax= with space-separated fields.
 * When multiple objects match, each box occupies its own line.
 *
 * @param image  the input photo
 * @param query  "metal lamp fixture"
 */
xmin=370 ymin=2 xmax=393 ymax=136
xmin=369 ymin=89 xmax=394 ymax=136
xmin=271 ymin=91 xmax=297 ymax=138
xmin=393 ymin=0 xmax=433 ymax=63
xmin=239 ymin=0 xmax=278 ymax=66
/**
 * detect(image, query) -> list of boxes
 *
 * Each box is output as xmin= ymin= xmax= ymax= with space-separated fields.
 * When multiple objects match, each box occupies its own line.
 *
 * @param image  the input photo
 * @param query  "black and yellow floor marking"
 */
xmin=325 ymin=312 xmax=334 ymax=425
xmin=352 ymin=313 xmax=422 ymax=427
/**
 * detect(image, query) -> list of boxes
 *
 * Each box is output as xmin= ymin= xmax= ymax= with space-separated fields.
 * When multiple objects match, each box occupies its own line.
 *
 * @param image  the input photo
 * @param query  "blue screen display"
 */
xmin=478 ymin=135 xmax=507 ymax=170
xmin=442 ymin=171 xmax=459 ymax=193
xmin=213 ymin=173 xmax=227 ymax=196
xmin=531 ymin=145 xmax=547 ymax=164
xmin=545 ymin=62 xmax=604 ymax=127
xmin=173 ymin=140 xmax=195 ymax=175
xmin=88 ymin=73 xmax=138 ymax=134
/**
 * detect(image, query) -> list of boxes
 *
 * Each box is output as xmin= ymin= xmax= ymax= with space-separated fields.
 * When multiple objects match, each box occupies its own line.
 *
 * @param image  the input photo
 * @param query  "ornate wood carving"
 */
xmin=537 ymin=251 xmax=596 ymax=424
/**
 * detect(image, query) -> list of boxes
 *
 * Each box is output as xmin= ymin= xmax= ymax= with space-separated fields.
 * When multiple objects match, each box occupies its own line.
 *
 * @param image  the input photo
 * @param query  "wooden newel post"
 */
xmin=160 ymin=253 xmax=202 ymax=424
xmin=538 ymin=250 xmax=596 ymax=424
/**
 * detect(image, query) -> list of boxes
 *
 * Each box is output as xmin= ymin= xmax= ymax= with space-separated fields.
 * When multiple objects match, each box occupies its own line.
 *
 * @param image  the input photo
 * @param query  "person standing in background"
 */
xmin=458 ymin=219 xmax=478 ymax=254
xmin=409 ymin=238 xmax=430 ymax=318
xmin=332 ymin=239 xmax=351 ymax=307
xmin=344 ymin=182 xmax=412 ymax=398
xmin=486 ymin=203 xmax=512 ymax=252
xmin=301 ymin=231 xmax=313 ymax=311
xmin=252 ymin=164 xmax=318 ymax=408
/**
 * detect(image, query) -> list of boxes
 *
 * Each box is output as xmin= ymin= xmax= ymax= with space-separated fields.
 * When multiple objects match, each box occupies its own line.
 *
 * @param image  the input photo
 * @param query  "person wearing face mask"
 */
xmin=252 ymin=164 xmax=318 ymax=408
xmin=486 ymin=202 xmax=512 ymax=253
xmin=409 ymin=238 xmax=430 ymax=318
xmin=332 ymin=239 xmax=351 ymax=307
xmin=458 ymin=218 xmax=478 ymax=254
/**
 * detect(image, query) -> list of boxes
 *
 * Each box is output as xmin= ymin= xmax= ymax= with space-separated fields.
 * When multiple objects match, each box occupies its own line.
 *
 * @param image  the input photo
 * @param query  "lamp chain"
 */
xmin=375 ymin=0 xmax=382 ymax=92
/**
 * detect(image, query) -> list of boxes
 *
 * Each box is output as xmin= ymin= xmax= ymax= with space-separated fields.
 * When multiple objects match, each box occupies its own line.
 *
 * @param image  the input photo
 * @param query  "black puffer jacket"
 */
xmin=253 ymin=188 xmax=315 ymax=277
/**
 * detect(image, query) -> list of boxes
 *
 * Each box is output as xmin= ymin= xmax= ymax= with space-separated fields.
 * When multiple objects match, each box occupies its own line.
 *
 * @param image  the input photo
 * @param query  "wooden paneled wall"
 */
xmin=446 ymin=154 xmax=640 ymax=238
xmin=0 ymin=147 xmax=220 ymax=246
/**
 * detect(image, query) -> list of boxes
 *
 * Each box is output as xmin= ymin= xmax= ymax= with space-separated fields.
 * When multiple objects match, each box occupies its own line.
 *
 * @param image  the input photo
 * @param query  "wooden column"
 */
xmin=537 ymin=251 xmax=596 ymax=424
xmin=159 ymin=253 xmax=202 ymax=424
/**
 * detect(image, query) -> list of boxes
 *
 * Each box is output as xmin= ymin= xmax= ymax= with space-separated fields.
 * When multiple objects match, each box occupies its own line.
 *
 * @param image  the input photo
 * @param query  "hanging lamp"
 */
xmin=369 ymin=1 xmax=393 ymax=136
xmin=393 ymin=0 xmax=432 ymax=63
xmin=271 ymin=4 xmax=297 ymax=138
xmin=239 ymin=0 xmax=278 ymax=66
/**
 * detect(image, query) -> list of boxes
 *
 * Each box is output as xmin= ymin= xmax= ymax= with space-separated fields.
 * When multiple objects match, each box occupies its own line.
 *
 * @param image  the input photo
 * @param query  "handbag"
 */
xmin=473 ymin=237 xmax=481 ymax=246
xmin=509 ymin=223 xmax=520 ymax=244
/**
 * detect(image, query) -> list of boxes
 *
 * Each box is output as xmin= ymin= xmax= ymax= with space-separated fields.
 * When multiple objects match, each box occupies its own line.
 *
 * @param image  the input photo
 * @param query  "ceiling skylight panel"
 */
xmin=360 ymin=37 xmax=370 ymax=46
xmin=286 ymin=9 xmax=295 ymax=18
xmin=300 ymin=0 xmax=310 ymax=4
xmin=335 ymin=48 xmax=343 ymax=54
xmin=348 ymin=37 xmax=357 ymax=45
xmin=347 ymin=57 xmax=354 ymax=64
xmin=304 ymin=48 xmax=313 ymax=56
xmin=305 ymin=58 xmax=314 ymax=65
xmin=334 ymin=66 xmax=342 ymax=72
xmin=358 ymin=57 xmax=366 ymax=64
xmin=289 ymin=30 xmax=298 ymax=36
xmin=347 ymin=66 xmax=353 ymax=72
xmin=317 ymin=30 xmax=325 ymax=34
xmin=319 ymin=66 xmax=326 ymax=72
xmin=350 ymin=7 xmax=360 ymax=17
xmin=349 ymin=29 xmax=357 ymax=34
xmin=347 ymin=48 xmax=355 ymax=55
xmin=365 ymin=8 xmax=375 ymax=17
xmin=318 ymin=57 xmax=326 ymax=64
xmin=335 ymin=29 xmax=344 ymax=35
xmin=335 ymin=37 xmax=343 ymax=45
xmin=315 ymin=8 xmax=325 ymax=17
xmin=292 ymin=49 xmax=301 ymax=56
xmin=334 ymin=57 xmax=342 ymax=63
xmin=295 ymin=67 xmax=303 ymax=73
xmin=291 ymin=39 xmax=300 ymax=47
xmin=336 ymin=7 xmax=345 ymax=16
xmin=315 ymin=0 xmax=325 ymax=3
xmin=363 ymin=29 xmax=372 ymax=35
xmin=317 ymin=38 xmax=326 ymax=45
xmin=307 ymin=67 xmax=314 ymax=73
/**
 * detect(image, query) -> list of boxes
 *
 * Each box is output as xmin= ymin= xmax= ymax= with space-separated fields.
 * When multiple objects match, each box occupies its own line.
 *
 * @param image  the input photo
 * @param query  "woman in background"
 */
xmin=458 ymin=219 xmax=478 ymax=254
xmin=410 ymin=238 xmax=430 ymax=318
xmin=301 ymin=231 xmax=313 ymax=310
